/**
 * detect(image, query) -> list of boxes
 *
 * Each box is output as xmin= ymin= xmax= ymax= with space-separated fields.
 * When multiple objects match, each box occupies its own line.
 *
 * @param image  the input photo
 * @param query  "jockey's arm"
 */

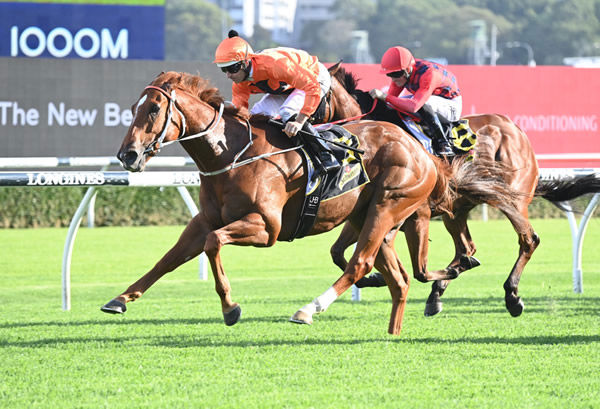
xmin=231 ymin=83 xmax=251 ymax=110
xmin=385 ymin=80 xmax=434 ymax=114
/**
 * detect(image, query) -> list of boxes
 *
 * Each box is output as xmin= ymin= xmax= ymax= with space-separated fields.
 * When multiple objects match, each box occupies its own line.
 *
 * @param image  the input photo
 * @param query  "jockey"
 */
xmin=214 ymin=30 xmax=339 ymax=173
xmin=369 ymin=46 xmax=461 ymax=157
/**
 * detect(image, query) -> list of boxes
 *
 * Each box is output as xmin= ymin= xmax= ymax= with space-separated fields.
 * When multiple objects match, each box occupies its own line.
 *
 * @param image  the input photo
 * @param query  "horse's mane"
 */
xmin=150 ymin=71 xmax=250 ymax=121
xmin=331 ymin=66 xmax=361 ymax=95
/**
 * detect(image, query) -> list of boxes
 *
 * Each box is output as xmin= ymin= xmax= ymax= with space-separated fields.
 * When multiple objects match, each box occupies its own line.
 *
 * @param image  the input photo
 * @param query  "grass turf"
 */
xmin=1 ymin=218 xmax=599 ymax=408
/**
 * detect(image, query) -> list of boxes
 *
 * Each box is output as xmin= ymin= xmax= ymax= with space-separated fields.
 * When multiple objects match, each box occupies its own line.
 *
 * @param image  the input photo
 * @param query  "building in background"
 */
xmin=211 ymin=0 xmax=334 ymax=47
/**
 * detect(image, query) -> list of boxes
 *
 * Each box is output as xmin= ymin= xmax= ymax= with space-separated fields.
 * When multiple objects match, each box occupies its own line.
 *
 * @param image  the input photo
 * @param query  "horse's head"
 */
xmin=118 ymin=71 xmax=229 ymax=172
xmin=117 ymin=72 xmax=186 ymax=171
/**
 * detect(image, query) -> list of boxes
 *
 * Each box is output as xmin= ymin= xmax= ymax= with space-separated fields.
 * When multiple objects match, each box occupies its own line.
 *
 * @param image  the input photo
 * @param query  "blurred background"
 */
xmin=1 ymin=0 xmax=599 ymax=157
xmin=1 ymin=0 xmax=599 ymax=226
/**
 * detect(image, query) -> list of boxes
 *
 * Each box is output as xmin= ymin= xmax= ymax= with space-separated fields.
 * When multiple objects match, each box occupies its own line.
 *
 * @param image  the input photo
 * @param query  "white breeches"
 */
xmin=250 ymin=62 xmax=331 ymax=121
xmin=425 ymin=95 xmax=462 ymax=122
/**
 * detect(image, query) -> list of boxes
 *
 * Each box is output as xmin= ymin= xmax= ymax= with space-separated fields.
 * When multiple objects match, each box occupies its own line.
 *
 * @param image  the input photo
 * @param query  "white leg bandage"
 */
xmin=313 ymin=286 xmax=338 ymax=314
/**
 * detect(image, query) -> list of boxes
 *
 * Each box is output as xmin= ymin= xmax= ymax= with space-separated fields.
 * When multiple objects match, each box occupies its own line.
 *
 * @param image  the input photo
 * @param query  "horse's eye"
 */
xmin=149 ymin=104 xmax=160 ymax=115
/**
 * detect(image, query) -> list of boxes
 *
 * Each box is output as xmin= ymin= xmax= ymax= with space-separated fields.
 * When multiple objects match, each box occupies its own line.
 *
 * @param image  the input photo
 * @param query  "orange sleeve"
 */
xmin=231 ymin=82 xmax=250 ymax=110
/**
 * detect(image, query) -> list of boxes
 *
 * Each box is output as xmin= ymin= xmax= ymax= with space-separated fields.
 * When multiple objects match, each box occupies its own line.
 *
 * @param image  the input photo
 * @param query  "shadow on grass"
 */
xmin=2 ymin=331 xmax=599 ymax=349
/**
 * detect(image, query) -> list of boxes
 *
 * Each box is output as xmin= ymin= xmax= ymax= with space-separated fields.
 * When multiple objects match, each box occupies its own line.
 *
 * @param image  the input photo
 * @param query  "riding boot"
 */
xmin=301 ymin=122 xmax=340 ymax=173
xmin=418 ymin=105 xmax=455 ymax=157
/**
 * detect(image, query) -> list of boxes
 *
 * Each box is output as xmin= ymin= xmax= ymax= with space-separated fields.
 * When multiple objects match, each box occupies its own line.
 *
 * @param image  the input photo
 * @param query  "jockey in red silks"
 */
xmin=369 ymin=46 xmax=462 ymax=157
xmin=214 ymin=30 xmax=339 ymax=173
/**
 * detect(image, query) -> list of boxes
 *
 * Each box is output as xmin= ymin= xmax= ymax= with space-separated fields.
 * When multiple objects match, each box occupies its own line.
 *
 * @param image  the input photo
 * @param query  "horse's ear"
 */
xmin=328 ymin=60 xmax=343 ymax=75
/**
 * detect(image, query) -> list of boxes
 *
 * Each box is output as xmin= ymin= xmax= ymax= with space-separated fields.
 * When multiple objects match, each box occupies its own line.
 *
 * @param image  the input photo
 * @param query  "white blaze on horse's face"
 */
xmin=133 ymin=94 xmax=147 ymax=121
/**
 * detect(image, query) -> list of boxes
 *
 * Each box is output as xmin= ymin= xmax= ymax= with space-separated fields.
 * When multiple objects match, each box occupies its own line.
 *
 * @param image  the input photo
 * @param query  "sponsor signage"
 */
xmin=342 ymin=63 xmax=600 ymax=167
xmin=0 ymin=2 xmax=164 ymax=59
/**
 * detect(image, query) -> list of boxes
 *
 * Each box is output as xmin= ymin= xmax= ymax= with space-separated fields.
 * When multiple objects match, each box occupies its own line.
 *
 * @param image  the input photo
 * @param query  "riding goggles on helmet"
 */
xmin=221 ymin=61 xmax=244 ymax=74
xmin=386 ymin=70 xmax=407 ymax=78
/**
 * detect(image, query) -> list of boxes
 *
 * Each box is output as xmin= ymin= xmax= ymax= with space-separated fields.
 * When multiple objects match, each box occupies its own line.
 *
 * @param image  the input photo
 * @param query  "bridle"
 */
xmin=139 ymin=85 xmax=302 ymax=177
xmin=141 ymin=85 xmax=225 ymax=156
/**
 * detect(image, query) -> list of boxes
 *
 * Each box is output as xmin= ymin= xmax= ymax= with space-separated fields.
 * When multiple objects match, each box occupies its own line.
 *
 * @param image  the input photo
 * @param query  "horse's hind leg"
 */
xmin=425 ymin=202 xmax=480 ymax=316
xmin=402 ymin=203 xmax=466 ymax=284
xmin=330 ymin=222 xmax=387 ymax=288
xmin=330 ymin=221 xmax=357 ymax=272
xmin=101 ymin=213 xmax=212 ymax=314
xmin=498 ymin=202 xmax=539 ymax=317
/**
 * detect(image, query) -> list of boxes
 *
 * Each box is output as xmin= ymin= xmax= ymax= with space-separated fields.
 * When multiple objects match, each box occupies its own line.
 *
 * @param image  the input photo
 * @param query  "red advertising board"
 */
xmin=340 ymin=64 xmax=600 ymax=168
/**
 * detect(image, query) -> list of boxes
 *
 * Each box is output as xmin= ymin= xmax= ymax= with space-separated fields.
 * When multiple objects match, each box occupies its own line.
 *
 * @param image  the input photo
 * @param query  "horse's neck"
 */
xmin=182 ymin=115 xmax=250 ymax=173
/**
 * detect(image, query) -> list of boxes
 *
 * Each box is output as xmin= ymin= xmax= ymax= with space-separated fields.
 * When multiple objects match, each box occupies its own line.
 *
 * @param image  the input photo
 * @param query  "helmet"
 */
xmin=380 ymin=46 xmax=415 ymax=75
xmin=213 ymin=30 xmax=254 ymax=67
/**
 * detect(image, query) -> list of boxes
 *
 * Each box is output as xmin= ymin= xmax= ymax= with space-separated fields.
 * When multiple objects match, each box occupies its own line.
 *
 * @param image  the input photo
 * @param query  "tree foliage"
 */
xmin=165 ymin=0 xmax=228 ymax=61
xmin=163 ymin=0 xmax=600 ymax=65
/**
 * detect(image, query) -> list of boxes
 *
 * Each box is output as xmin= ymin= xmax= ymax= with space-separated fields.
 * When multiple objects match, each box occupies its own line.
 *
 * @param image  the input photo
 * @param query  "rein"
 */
xmin=141 ymin=85 xmax=302 ymax=177
xmin=327 ymin=97 xmax=379 ymax=125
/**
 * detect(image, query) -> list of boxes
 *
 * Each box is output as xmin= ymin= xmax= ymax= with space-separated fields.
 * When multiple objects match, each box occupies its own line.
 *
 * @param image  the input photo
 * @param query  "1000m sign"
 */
xmin=10 ymin=26 xmax=128 ymax=59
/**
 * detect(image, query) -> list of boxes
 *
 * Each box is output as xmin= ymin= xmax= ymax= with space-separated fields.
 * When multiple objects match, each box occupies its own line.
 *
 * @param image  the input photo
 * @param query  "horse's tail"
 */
xmin=535 ymin=173 xmax=600 ymax=204
xmin=430 ymin=157 xmax=525 ymax=215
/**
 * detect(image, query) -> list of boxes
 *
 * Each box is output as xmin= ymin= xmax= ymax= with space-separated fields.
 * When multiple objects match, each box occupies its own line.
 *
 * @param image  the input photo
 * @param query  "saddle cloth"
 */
xmin=288 ymin=124 xmax=369 ymax=241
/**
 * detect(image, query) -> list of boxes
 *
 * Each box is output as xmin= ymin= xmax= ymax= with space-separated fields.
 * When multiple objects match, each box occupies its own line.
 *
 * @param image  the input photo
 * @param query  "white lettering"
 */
xmin=101 ymin=29 xmax=128 ymax=59
xmin=19 ymin=26 xmax=45 ymax=57
xmin=514 ymin=115 xmax=598 ymax=133
xmin=0 ymin=101 xmax=39 ymax=126
xmin=25 ymin=172 xmax=106 ymax=186
xmin=105 ymin=102 xmax=132 ymax=127
xmin=74 ymin=28 xmax=100 ymax=59
xmin=10 ymin=26 xmax=18 ymax=57
xmin=77 ymin=108 xmax=97 ymax=126
xmin=48 ymin=102 xmax=64 ymax=126
xmin=47 ymin=27 xmax=73 ymax=58
xmin=10 ymin=26 xmax=129 ymax=59
xmin=47 ymin=102 xmax=97 ymax=126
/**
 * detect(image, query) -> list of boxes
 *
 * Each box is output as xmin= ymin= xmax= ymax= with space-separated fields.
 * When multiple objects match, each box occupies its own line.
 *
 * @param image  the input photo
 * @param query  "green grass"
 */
xmin=1 ymin=218 xmax=599 ymax=408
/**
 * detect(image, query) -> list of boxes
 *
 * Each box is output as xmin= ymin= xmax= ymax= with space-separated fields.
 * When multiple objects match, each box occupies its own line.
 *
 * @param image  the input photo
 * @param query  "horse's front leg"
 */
xmin=101 ymin=213 xmax=212 ymax=314
xmin=203 ymin=212 xmax=278 ymax=326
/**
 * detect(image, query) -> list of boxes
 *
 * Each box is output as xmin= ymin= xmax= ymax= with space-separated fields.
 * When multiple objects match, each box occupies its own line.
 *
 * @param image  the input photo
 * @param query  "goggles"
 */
xmin=221 ymin=62 xmax=244 ymax=74
xmin=386 ymin=70 xmax=407 ymax=79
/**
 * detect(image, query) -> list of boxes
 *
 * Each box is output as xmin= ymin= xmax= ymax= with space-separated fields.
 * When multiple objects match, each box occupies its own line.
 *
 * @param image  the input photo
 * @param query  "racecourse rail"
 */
xmin=0 ymin=156 xmax=598 ymax=309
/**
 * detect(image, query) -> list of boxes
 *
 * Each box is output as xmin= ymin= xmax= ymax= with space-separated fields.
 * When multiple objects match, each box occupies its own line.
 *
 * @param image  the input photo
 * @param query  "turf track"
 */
xmin=1 ymin=218 xmax=599 ymax=408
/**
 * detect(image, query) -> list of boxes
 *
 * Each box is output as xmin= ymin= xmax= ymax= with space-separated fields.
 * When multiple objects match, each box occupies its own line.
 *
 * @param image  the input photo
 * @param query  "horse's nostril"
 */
xmin=122 ymin=151 xmax=138 ymax=166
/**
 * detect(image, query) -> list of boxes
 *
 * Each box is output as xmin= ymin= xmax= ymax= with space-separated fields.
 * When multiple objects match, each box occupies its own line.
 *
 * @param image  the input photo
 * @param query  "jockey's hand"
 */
xmin=284 ymin=120 xmax=303 ymax=138
xmin=369 ymin=88 xmax=387 ymax=101
xmin=284 ymin=113 xmax=308 ymax=138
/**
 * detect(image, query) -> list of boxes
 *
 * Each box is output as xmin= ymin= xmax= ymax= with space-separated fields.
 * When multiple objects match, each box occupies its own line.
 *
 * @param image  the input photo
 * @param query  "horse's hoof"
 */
xmin=100 ymin=299 xmax=127 ymax=314
xmin=460 ymin=255 xmax=481 ymax=270
xmin=507 ymin=298 xmax=524 ymax=317
xmin=424 ymin=301 xmax=443 ymax=317
xmin=290 ymin=310 xmax=313 ymax=325
xmin=223 ymin=304 xmax=242 ymax=326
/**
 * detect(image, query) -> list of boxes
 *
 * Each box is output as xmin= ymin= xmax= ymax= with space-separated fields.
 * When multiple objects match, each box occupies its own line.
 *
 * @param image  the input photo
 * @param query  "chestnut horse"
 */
xmin=101 ymin=71 xmax=518 ymax=335
xmin=326 ymin=66 xmax=600 ymax=317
